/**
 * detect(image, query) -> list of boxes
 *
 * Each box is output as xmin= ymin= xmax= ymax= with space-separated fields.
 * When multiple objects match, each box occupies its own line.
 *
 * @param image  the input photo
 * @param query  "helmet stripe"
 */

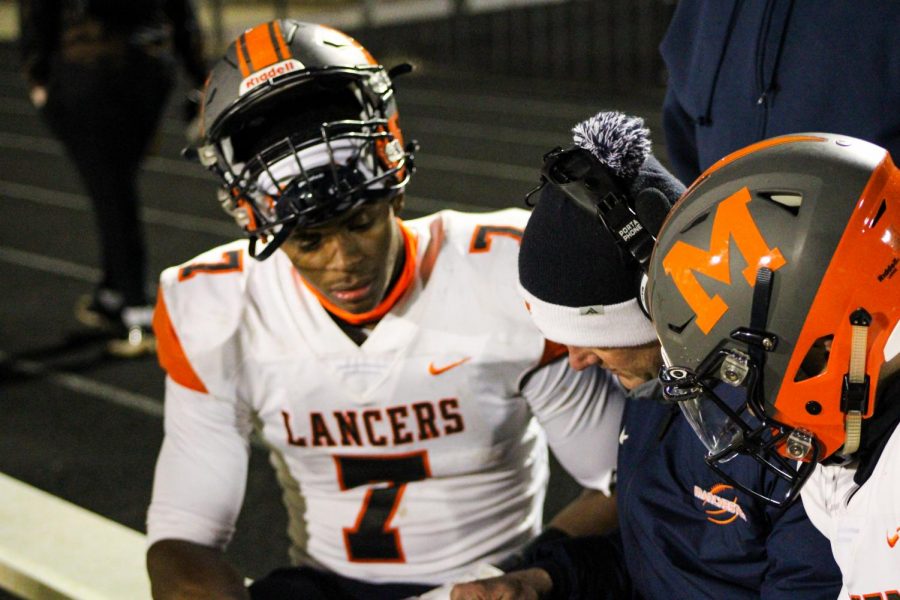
xmin=680 ymin=135 xmax=826 ymax=204
xmin=270 ymin=21 xmax=291 ymax=61
xmin=244 ymin=23 xmax=281 ymax=74
xmin=236 ymin=33 xmax=252 ymax=77
xmin=321 ymin=24 xmax=378 ymax=65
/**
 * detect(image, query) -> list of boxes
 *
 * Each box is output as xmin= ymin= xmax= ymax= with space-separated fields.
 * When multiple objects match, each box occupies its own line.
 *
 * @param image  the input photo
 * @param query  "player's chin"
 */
xmin=327 ymin=282 xmax=377 ymax=311
xmin=331 ymin=292 xmax=381 ymax=316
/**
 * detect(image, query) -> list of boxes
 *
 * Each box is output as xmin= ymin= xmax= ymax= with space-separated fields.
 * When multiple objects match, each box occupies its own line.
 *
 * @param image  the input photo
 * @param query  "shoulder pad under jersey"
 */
xmin=426 ymin=208 xmax=530 ymax=257
xmin=406 ymin=208 xmax=532 ymax=321
xmin=155 ymin=240 xmax=255 ymax=396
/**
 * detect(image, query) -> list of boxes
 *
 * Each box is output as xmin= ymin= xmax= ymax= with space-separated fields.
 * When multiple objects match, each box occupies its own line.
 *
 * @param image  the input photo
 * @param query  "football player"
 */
xmin=145 ymin=21 xmax=624 ymax=599
xmin=648 ymin=133 xmax=900 ymax=597
xmin=452 ymin=114 xmax=841 ymax=599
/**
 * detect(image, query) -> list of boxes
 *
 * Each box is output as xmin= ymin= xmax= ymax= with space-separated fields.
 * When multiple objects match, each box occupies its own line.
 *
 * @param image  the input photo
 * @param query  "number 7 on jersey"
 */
xmin=333 ymin=450 xmax=431 ymax=563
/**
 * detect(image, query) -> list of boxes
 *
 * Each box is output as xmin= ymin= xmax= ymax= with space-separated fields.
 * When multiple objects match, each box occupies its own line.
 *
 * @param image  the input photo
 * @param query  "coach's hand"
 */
xmin=450 ymin=568 xmax=552 ymax=600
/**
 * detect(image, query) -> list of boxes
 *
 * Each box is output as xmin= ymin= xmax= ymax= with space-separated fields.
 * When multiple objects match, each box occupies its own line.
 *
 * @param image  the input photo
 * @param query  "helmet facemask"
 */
xmin=660 ymin=267 xmax=821 ymax=508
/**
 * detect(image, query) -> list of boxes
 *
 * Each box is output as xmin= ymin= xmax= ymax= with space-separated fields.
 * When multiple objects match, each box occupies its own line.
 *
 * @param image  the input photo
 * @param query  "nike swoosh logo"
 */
xmin=619 ymin=428 xmax=629 ymax=445
xmin=888 ymin=529 xmax=900 ymax=548
xmin=428 ymin=357 xmax=471 ymax=376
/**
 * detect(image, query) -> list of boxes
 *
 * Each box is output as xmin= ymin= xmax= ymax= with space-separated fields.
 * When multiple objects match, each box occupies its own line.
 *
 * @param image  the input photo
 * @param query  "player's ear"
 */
xmin=390 ymin=193 xmax=405 ymax=216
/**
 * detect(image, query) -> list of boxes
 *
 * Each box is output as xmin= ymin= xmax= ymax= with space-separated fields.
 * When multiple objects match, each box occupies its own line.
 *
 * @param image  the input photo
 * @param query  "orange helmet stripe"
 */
xmin=320 ymin=24 xmax=378 ymax=65
xmin=680 ymin=135 xmax=828 ymax=208
xmin=243 ymin=23 xmax=281 ymax=73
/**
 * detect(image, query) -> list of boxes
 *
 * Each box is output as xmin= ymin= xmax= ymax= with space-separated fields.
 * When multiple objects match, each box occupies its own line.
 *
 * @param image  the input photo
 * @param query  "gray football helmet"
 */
xmin=648 ymin=133 xmax=900 ymax=506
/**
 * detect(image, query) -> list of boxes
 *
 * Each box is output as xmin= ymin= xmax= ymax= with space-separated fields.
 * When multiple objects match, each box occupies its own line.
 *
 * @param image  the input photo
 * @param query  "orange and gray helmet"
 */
xmin=193 ymin=20 xmax=415 ymax=259
xmin=647 ymin=133 xmax=900 ymax=507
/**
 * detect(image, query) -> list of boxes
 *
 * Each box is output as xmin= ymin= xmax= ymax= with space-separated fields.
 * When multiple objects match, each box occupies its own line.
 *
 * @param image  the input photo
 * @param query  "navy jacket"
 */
xmin=531 ymin=380 xmax=840 ymax=599
xmin=660 ymin=0 xmax=900 ymax=185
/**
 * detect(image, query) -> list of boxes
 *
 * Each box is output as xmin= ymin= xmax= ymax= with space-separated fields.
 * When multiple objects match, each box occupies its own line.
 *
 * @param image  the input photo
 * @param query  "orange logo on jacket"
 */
xmin=662 ymin=187 xmax=786 ymax=334
xmin=693 ymin=483 xmax=747 ymax=525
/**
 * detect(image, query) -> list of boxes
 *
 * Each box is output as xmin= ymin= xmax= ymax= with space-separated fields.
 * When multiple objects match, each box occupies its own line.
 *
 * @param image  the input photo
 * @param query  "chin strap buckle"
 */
xmin=786 ymin=428 xmax=815 ymax=459
xmin=840 ymin=307 xmax=872 ymax=456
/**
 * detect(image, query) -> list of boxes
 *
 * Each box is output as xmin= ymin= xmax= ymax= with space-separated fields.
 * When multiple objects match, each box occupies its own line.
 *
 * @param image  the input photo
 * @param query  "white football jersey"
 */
xmin=147 ymin=209 xmax=624 ymax=585
xmin=802 ymin=424 xmax=900 ymax=597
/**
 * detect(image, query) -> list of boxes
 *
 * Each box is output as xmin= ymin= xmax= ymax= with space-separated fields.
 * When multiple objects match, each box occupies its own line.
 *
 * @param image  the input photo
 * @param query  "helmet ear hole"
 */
xmin=758 ymin=191 xmax=803 ymax=215
xmin=869 ymin=198 xmax=887 ymax=228
xmin=794 ymin=334 xmax=834 ymax=382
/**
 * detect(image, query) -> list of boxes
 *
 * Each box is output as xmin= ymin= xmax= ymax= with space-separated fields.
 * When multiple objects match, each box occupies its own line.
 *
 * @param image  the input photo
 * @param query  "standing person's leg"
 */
xmin=71 ymin=136 xmax=146 ymax=306
xmin=42 ymin=60 xmax=129 ymax=324
xmin=42 ymin=51 xmax=173 ymax=355
xmin=98 ymin=49 xmax=175 ymax=355
xmin=94 ymin=49 xmax=175 ymax=307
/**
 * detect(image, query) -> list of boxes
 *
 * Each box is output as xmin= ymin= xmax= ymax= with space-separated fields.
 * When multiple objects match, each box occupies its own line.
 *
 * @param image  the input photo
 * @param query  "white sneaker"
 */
xmin=107 ymin=305 xmax=156 ymax=358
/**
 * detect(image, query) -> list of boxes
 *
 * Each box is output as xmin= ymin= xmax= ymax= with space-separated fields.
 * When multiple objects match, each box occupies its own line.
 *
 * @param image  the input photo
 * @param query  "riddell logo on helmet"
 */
xmin=239 ymin=59 xmax=304 ymax=96
xmin=878 ymin=257 xmax=898 ymax=282
xmin=662 ymin=187 xmax=787 ymax=334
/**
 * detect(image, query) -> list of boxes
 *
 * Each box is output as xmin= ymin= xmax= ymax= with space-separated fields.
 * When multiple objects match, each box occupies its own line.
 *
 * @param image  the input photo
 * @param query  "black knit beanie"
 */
xmin=518 ymin=113 xmax=685 ymax=348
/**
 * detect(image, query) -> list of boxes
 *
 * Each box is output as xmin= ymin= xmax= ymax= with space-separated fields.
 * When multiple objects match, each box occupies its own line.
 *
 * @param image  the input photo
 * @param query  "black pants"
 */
xmin=248 ymin=566 xmax=435 ymax=600
xmin=43 ymin=48 xmax=174 ymax=306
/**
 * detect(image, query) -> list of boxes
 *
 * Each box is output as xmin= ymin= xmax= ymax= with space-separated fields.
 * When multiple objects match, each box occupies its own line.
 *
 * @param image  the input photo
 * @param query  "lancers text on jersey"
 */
xmin=281 ymin=399 xmax=465 ymax=448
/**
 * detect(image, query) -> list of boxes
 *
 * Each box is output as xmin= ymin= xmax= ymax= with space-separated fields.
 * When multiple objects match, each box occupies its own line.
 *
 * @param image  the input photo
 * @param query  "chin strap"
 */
xmin=248 ymin=223 xmax=293 ymax=261
xmin=840 ymin=308 xmax=872 ymax=456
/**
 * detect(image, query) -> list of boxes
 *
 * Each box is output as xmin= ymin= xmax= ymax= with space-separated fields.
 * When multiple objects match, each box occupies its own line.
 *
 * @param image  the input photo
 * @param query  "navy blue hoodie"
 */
xmin=528 ymin=380 xmax=841 ymax=599
xmin=660 ymin=0 xmax=900 ymax=185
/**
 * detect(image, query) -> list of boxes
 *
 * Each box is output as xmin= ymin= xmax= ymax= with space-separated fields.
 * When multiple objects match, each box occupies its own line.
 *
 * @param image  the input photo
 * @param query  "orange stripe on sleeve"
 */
xmin=153 ymin=291 xmax=209 ymax=394
xmin=517 ymin=339 xmax=569 ymax=393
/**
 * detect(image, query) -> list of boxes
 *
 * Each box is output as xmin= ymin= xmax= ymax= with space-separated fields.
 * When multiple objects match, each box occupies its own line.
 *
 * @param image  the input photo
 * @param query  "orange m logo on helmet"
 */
xmin=662 ymin=187 xmax=786 ymax=334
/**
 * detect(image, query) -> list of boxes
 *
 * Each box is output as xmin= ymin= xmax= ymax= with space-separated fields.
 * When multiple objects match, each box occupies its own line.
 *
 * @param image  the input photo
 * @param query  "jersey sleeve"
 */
xmin=433 ymin=208 xmax=530 ymax=307
xmin=521 ymin=360 xmax=625 ymax=494
xmin=146 ymin=377 xmax=253 ymax=550
xmin=461 ymin=208 xmax=530 ymax=310
xmin=148 ymin=242 xmax=254 ymax=549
